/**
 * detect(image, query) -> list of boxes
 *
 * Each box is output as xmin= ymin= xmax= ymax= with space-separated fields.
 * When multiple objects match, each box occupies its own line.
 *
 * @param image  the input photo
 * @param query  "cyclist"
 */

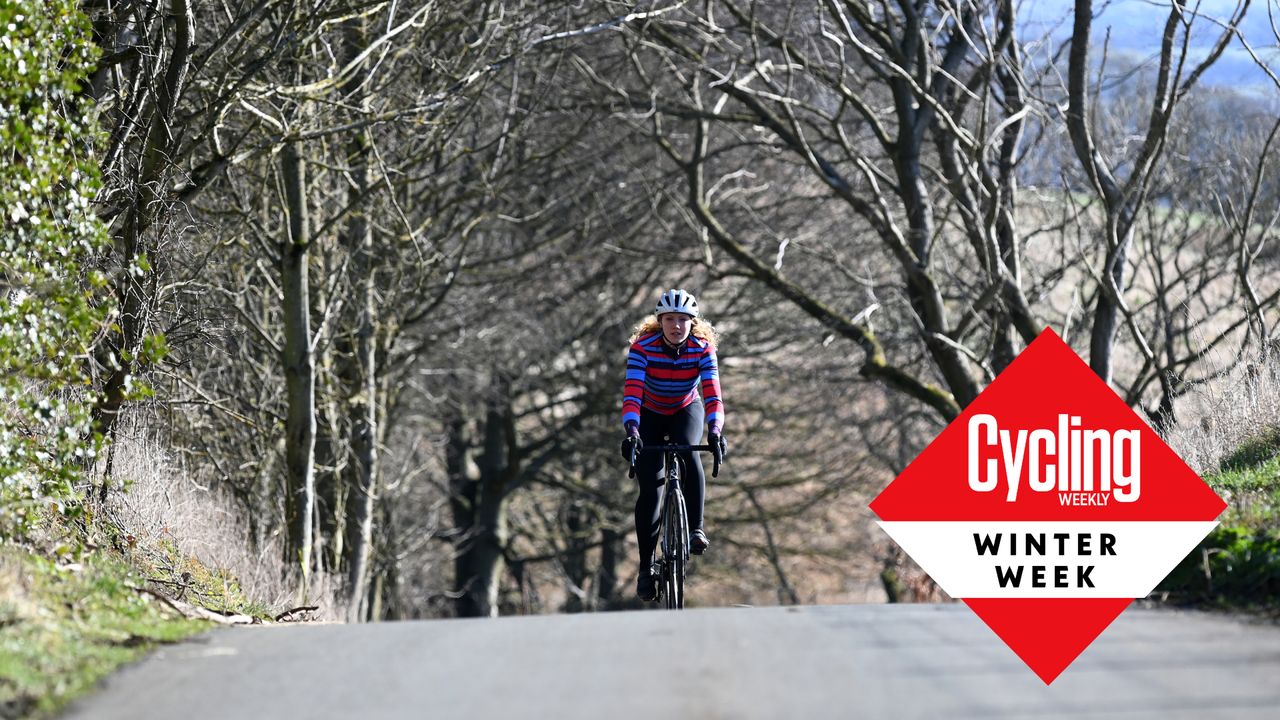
xmin=619 ymin=289 xmax=726 ymax=601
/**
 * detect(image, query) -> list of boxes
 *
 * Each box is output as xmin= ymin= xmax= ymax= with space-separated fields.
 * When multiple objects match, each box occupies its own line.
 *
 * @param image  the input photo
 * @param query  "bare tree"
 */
xmin=86 ymin=0 xmax=195 ymax=447
xmin=1064 ymin=0 xmax=1250 ymax=384
xmin=593 ymin=0 xmax=1274 ymax=428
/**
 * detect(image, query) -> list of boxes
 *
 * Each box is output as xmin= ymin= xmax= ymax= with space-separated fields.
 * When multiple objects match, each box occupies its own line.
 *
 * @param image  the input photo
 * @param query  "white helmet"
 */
xmin=655 ymin=288 xmax=699 ymax=317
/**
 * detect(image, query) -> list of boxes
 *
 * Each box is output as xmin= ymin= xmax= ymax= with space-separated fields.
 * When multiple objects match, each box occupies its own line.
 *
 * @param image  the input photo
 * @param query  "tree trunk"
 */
xmin=342 ymin=15 xmax=379 ymax=622
xmin=1088 ymin=218 xmax=1135 ymax=385
xmin=314 ymin=397 xmax=346 ymax=573
xmin=281 ymin=140 xmax=317 ymax=591
xmin=597 ymin=525 xmax=621 ymax=610
xmin=375 ymin=500 xmax=401 ymax=620
xmin=562 ymin=500 xmax=589 ymax=613
xmin=344 ymin=197 xmax=378 ymax=622
xmin=450 ymin=376 xmax=515 ymax=618
xmin=92 ymin=0 xmax=194 ymax=445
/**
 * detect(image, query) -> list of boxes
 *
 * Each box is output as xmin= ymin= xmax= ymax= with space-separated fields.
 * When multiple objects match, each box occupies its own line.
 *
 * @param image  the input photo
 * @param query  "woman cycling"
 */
xmin=619 ymin=289 xmax=726 ymax=602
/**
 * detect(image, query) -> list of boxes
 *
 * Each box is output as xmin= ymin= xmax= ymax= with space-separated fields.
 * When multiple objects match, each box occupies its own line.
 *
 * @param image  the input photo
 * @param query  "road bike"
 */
xmin=629 ymin=442 xmax=721 ymax=609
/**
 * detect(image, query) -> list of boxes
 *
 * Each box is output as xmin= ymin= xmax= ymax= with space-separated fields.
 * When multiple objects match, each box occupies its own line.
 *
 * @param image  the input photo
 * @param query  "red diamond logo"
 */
xmin=870 ymin=328 xmax=1226 ymax=683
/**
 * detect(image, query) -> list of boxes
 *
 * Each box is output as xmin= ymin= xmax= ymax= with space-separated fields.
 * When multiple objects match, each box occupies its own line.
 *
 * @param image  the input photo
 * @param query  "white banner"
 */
xmin=876 ymin=521 xmax=1218 ymax=598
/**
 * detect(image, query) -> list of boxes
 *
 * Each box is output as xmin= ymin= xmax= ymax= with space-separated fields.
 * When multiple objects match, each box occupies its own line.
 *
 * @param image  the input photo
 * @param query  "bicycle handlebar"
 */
xmin=627 ymin=443 xmax=722 ymax=479
xmin=639 ymin=444 xmax=715 ymax=452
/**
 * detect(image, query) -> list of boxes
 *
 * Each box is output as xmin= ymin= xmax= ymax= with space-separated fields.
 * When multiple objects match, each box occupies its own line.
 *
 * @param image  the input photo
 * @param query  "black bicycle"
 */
xmin=629 ymin=442 xmax=721 ymax=609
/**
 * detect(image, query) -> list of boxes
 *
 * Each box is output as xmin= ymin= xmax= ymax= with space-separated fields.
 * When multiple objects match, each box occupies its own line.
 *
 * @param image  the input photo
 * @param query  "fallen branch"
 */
xmin=134 ymin=586 xmax=259 ymax=625
xmin=274 ymin=605 xmax=320 ymax=623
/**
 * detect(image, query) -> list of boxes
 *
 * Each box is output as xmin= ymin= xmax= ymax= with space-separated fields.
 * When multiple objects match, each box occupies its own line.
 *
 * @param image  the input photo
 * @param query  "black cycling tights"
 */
xmin=634 ymin=403 xmax=706 ymax=570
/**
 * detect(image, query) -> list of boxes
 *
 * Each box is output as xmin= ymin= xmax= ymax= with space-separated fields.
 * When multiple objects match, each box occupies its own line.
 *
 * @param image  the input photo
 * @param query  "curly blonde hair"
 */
xmin=629 ymin=314 xmax=720 ymax=347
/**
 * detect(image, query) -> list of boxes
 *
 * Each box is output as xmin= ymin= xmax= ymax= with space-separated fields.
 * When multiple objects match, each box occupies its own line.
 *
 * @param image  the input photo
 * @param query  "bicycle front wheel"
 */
xmin=663 ymin=472 xmax=689 ymax=609
xmin=672 ymin=484 xmax=688 ymax=609
xmin=665 ymin=509 xmax=686 ymax=604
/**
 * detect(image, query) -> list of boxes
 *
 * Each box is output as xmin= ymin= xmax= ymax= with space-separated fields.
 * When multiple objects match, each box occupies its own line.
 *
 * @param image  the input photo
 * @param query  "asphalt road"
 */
xmin=64 ymin=604 xmax=1280 ymax=719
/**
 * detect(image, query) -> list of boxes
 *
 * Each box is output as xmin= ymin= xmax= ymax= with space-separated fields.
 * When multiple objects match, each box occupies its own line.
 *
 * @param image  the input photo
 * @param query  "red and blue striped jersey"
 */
xmin=622 ymin=331 xmax=724 ymax=434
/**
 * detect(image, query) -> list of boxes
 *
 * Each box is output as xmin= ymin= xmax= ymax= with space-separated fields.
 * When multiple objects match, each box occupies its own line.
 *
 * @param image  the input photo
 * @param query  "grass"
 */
xmin=0 ymin=429 xmax=317 ymax=720
xmin=1208 ymin=424 xmax=1280 ymax=532
xmin=1211 ymin=455 xmax=1280 ymax=530
xmin=121 ymin=530 xmax=274 ymax=621
xmin=0 ymin=544 xmax=210 ymax=720
xmin=0 ymin=503 xmax=281 ymax=720
xmin=1155 ymin=425 xmax=1280 ymax=614
xmin=1219 ymin=425 xmax=1280 ymax=474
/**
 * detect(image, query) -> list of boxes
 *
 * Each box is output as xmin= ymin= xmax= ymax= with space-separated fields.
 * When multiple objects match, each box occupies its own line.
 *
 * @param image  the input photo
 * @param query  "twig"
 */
xmin=274 ymin=605 xmax=320 ymax=622
xmin=134 ymin=586 xmax=259 ymax=625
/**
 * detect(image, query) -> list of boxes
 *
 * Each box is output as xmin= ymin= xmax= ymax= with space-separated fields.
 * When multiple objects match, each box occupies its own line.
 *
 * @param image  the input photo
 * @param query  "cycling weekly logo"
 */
xmin=870 ymin=328 xmax=1226 ymax=684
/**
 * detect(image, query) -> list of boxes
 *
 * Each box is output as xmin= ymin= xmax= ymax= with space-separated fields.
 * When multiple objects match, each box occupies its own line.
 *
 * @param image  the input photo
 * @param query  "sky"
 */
xmin=1018 ymin=0 xmax=1280 ymax=96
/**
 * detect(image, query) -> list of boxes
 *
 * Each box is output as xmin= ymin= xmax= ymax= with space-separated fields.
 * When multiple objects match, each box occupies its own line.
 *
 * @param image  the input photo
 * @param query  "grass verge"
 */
xmin=1155 ymin=426 xmax=1280 ymax=616
xmin=114 ymin=527 xmax=274 ymax=622
xmin=0 ymin=544 xmax=210 ymax=719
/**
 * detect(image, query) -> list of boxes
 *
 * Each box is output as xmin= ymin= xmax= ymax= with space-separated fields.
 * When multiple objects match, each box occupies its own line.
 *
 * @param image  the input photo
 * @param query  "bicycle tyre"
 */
xmin=673 ymin=485 xmax=687 ymax=609
xmin=663 ymin=488 xmax=680 ymax=610
xmin=666 ymin=453 xmax=689 ymax=610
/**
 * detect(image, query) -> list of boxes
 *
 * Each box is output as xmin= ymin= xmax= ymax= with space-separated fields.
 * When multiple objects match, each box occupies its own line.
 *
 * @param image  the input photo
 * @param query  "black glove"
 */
xmin=620 ymin=434 xmax=643 ymax=465
xmin=709 ymin=432 xmax=726 ymax=475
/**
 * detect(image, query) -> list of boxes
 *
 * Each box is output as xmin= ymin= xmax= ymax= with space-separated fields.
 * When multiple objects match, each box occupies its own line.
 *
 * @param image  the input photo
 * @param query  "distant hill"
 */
xmin=1021 ymin=0 xmax=1280 ymax=98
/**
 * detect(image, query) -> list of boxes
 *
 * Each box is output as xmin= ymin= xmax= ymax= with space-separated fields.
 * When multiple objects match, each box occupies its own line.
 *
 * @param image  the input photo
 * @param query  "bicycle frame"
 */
xmin=628 ymin=443 xmax=717 ymax=609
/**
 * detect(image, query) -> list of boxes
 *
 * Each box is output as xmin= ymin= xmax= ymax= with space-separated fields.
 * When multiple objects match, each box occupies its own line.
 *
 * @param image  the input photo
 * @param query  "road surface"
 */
xmin=65 ymin=604 xmax=1280 ymax=719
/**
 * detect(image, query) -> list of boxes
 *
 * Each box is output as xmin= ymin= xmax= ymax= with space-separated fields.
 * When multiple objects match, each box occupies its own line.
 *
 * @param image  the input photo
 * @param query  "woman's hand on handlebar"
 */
xmin=621 ymin=422 xmax=642 ymax=477
xmin=620 ymin=436 xmax=642 ymax=462
xmin=709 ymin=431 xmax=726 ymax=477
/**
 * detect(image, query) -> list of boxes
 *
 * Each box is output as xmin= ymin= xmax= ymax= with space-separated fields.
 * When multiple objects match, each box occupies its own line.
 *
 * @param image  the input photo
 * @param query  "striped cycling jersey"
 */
xmin=622 ymin=331 xmax=724 ymax=434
